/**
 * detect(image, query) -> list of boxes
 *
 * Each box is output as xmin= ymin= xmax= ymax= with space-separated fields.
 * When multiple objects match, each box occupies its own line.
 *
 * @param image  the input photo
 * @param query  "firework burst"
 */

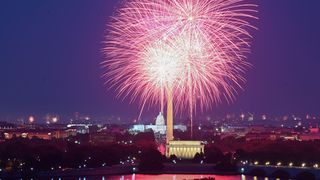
xmin=102 ymin=0 xmax=257 ymax=115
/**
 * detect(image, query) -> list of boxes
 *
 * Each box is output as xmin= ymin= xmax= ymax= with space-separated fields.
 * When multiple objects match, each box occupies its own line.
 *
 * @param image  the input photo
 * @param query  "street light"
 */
xmin=289 ymin=162 xmax=293 ymax=167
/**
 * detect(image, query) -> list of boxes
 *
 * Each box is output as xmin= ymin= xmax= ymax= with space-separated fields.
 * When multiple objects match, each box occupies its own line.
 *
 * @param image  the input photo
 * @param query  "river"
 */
xmin=108 ymin=174 xmax=255 ymax=180
xmin=64 ymin=174 xmax=275 ymax=180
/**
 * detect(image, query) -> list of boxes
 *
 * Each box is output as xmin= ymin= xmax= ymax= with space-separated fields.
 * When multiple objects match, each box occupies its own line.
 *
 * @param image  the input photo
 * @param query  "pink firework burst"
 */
xmin=102 ymin=0 xmax=257 ymax=115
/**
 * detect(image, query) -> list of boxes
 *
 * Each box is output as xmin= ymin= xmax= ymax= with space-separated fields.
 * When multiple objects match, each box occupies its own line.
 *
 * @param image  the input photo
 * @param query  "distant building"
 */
xmin=67 ymin=124 xmax=91 ymax=134
xmin=166 ymin=140 xmax=204 ymax=159
xmin=130 ymin=112 xmax=187 ymax=134
xmin=155 ymin=112 xmax=165 ymax=125
xmin=220 ymin=125 xmax=249 ymax=138
xmin=3 ymin=129 xmax=70 ymax=140
xmin=0 ymin=122 xmax=16 ymax=130
xmin=299 ymin=133 xmax=320 ymax=141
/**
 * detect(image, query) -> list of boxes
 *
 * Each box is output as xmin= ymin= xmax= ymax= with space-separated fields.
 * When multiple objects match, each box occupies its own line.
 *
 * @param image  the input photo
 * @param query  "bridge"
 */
xmin=239 ymin=164 xmax=320 ymax=180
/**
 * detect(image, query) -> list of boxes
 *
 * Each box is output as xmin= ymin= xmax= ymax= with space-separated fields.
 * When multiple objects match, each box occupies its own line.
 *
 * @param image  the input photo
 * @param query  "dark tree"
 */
xmin=138 ymin=148 xmax=163 ymax=171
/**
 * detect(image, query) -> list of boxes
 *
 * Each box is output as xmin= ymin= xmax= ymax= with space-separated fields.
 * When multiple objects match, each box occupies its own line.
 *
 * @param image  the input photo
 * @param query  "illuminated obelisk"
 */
xmin=166 ymin=87 xmax=173 ymax=144
xmin=165 ymin=87 xmax=204 ymax=158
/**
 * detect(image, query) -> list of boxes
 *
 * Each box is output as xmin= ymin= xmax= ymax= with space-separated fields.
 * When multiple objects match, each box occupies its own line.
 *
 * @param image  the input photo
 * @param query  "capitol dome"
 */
xmin=155 ymin=112 xmax=165 ymax=126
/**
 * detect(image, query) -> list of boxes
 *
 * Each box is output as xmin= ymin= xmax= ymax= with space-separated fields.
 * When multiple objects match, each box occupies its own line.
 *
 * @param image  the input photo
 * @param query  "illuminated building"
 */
xmin=166 ymin=141 xmax=204 ymax=159
xmin=67 ymin=124 xmax=91 ymax=134
xmin=164 ymin=106 xmax=204 ymax=159
xmin=130 ymin=112 xmax=187 ymax=134
xmin=131 ymin=112 xmax=202 ymax=159
xmin=156 ymin=112 xmax=165 ymax=125
xmin=0 ymin=122 xmax=15 ymax=130
xmin=162 ymin=110 xmax=203 ymax=159
xmin=3 ymin=129 xmax=70 ymax=140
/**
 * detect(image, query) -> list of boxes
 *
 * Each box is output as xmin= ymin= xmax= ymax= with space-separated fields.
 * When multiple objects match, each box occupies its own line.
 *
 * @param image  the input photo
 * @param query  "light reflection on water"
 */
xmin=0 ymin=175 xmax=279 ymax=180
xmin=75 ymin=174 xmax=276 ymax=180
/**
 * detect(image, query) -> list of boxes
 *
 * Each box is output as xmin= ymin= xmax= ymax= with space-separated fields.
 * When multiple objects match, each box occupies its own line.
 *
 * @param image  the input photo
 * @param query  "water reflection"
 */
xmin=107 ymin=174 xmax=278 ymax=180
xmin=0 ymin=175 xmax=282 ymax=180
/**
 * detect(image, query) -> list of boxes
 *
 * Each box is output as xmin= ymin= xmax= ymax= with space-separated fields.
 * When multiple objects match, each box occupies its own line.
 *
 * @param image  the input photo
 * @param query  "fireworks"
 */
xmin=102 ymin=0 xmax=257 ymax=114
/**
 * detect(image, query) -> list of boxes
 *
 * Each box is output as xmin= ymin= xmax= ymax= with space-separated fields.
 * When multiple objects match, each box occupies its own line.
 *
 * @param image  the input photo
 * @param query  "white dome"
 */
xmin=155 ymin=112 xmax=165 ymax=126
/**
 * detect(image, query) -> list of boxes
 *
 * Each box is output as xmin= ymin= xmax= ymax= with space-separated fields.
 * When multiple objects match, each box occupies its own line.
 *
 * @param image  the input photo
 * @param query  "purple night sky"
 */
xmin=0 ymin=0 xmax=320 ymax=120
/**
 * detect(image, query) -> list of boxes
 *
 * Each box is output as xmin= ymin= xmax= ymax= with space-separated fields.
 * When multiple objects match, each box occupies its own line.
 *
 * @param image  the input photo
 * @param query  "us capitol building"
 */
xmin=131 ymin=112 xmax=204 ymax=159
xmin=130 ymin=112 xmax=187 ymax=135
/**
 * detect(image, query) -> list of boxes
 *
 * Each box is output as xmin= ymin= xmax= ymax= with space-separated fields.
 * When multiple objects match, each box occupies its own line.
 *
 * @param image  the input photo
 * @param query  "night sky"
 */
xmin=0 ymin=1 xmax=320 ymax=120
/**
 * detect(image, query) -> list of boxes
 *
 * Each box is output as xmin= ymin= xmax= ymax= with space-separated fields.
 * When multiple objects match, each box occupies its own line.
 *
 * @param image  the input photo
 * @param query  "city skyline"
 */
xmin=1 ymin=0 xmax=320 ymax=118
xmin=1 ymin=1 xmax=320 ymax=179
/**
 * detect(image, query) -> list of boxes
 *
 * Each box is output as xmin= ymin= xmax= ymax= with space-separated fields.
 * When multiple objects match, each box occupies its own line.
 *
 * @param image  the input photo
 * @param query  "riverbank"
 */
xmin=0 ymin=163 xmax=239 ymax=178
xmin=140 ymin=163 xmax=238 ymax=175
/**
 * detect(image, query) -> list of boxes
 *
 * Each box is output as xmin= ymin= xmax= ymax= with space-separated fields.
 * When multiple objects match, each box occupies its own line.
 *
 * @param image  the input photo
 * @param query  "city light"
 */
xmin=240 ymin=168 xmax=245 ymax=173
xmin=52 ymin=117 xmax=58 ymax=123
xmin=289 ymin=162 xmax=293 ymax=167
xmin=28 ymin=116 xmax=35 ymax=123
xmin=0 ymin=1 xmax=319 ymax=179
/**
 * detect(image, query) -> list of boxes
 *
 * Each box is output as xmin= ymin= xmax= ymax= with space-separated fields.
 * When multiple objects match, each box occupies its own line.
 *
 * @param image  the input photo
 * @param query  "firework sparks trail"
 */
xmin=102 ymin=0 xmax=257 ymax=116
